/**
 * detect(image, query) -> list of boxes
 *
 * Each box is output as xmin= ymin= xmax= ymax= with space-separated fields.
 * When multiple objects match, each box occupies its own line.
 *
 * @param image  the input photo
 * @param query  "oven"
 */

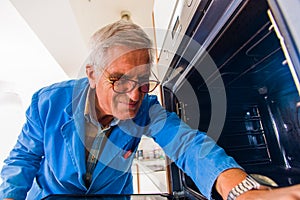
xmin=157 ymin=0 xmax=300 ymax=199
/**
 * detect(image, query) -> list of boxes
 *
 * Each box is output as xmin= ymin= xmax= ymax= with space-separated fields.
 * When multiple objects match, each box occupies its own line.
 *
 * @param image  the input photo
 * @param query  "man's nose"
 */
xmin=127 ymin=86 xmax=141 ymax=101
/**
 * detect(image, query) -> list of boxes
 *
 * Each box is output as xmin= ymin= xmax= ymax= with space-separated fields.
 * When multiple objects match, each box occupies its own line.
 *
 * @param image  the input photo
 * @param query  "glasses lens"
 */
xmin=114 ymin=79 xmax=136 ymax=93
xmin=140 ymin=81 xmax=159 ymax=93
xmin=139 ymin=83 xmax=150 ymax=93
xmin=113 ymin=79 xmax=159 ymax=93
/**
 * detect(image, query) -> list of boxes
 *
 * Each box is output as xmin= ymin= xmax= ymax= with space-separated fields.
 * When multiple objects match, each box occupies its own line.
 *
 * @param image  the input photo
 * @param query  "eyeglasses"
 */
xmin=108 ymin=78 xmax=160 ymax=94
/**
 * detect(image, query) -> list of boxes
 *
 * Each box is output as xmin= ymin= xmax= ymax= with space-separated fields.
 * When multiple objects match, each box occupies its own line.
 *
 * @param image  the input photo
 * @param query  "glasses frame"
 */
xmin=106 ymin=70 xmax=160 ymax=94
xmin=108 ymin=79 xmax=160 ymax=94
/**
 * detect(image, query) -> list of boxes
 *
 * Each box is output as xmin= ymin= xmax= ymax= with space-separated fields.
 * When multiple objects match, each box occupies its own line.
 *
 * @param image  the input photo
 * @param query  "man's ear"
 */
xmin=86 ymin=65 xmax=97 ymax=89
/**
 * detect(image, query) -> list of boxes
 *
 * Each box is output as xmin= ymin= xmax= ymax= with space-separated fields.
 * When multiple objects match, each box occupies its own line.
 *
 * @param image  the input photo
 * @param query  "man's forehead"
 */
xmin=106 ymin=46 xmax=150 ymax=63
xmin=101 ymin=46 xmax=151 ymax=78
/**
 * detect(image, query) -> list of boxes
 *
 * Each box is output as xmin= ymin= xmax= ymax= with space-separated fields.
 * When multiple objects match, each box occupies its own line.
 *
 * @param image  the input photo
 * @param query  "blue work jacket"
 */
xmin=0 ymin=78 xmax=241 ymax=199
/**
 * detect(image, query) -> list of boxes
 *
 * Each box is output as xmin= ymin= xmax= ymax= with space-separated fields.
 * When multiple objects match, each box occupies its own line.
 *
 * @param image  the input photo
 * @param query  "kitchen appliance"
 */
xmin=158 ymin=0 xmax=300 ymax=199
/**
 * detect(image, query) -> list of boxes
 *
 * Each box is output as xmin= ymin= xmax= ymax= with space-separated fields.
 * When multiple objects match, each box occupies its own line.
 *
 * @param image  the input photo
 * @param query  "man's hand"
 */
xmin=215 ymin=168 xmax=300 ymax=200
xmin=239 ymin=184 xmax=300 ymax=200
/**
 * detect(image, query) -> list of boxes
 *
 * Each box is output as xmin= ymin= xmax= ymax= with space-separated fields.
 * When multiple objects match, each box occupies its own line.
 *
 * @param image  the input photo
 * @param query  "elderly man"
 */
xmin=1 ymin=20 xmax=300 ymax=200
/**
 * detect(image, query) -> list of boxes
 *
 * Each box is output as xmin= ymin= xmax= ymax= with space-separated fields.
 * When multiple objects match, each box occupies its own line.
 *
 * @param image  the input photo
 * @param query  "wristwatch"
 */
xmin=227 ymin=175 xmax=261 ymax=200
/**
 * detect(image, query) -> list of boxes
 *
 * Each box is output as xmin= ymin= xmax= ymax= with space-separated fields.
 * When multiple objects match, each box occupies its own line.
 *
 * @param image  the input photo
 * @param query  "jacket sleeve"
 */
xmin=0 ymin=91 xmax=44 ymax=199
xmin=145 ymin=95 xmax=242 ymax=199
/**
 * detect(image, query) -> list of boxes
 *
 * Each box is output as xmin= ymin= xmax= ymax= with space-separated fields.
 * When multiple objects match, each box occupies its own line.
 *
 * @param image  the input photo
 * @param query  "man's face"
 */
xmin=87 ymin=47 xmax=150 ymax=120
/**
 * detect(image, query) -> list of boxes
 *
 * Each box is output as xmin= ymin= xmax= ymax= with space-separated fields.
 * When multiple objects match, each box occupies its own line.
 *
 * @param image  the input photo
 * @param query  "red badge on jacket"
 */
xmin=123 ymin=150 xmax=132 ymax=159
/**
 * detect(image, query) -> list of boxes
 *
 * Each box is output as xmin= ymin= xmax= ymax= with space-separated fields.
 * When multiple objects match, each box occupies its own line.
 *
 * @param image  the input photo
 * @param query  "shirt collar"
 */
xmin=84 ymin=87 xmax=119 ymax=127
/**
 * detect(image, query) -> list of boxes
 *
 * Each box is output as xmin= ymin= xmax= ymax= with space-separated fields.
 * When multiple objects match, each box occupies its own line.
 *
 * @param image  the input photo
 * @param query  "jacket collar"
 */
xmin=61 ymin=79 xmax=89 ymax=188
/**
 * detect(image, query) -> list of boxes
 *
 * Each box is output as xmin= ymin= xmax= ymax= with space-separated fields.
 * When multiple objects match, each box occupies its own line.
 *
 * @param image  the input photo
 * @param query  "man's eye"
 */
xmin=109 ymin=77 xmax=120 ymax=81
xmin=117 ymin=79 xmax=130 ymax=84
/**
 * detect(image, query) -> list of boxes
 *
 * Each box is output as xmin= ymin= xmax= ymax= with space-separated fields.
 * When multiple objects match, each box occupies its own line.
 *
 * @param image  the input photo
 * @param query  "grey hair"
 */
xmin=86 ymin=20 xmax=154 ymax=75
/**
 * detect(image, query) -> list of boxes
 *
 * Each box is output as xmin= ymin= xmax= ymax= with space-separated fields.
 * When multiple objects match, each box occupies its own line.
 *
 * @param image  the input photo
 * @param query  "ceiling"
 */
xmin=9 ymin=0 xmax=156 ymax=78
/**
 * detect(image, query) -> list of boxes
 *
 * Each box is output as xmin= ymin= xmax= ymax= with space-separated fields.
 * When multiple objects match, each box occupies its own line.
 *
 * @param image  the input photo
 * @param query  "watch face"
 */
xmin=250 ymin=174 xmax=278 ymax=187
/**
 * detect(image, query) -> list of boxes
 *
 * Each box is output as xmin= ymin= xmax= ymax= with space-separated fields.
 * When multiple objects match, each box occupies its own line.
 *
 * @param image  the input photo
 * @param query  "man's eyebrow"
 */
xmin=108 ymin=72 xmax=150 ymax=80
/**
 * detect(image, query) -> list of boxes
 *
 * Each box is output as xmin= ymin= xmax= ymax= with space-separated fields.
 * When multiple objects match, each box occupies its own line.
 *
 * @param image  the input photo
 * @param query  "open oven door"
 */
xmin=157 ymin=0 xmax=300 ymax=199
xmin=267 ymin=0 xmax=300 ymax=94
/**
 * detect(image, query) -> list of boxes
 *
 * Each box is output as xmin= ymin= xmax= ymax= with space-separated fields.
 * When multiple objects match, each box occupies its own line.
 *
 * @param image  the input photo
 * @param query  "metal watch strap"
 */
xmin=227 ymin=175 xmax=260 ymax=200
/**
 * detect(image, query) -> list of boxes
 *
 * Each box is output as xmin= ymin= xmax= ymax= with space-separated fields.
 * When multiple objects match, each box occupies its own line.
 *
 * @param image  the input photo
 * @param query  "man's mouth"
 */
xmin=119 ymin=100 xmax=139 ymax=110
xmin=128 ymin=101 xmax=138 ymax=110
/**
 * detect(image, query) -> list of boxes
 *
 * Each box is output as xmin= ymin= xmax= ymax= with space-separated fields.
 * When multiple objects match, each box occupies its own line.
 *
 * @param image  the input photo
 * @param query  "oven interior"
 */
xmin=162 ymin=0 xmax=300 ymax=197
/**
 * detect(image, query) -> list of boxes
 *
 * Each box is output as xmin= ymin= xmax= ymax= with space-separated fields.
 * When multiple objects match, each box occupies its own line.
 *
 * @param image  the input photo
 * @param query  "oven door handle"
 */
xmin=296 ymin=101 xmax=300 ymax=129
